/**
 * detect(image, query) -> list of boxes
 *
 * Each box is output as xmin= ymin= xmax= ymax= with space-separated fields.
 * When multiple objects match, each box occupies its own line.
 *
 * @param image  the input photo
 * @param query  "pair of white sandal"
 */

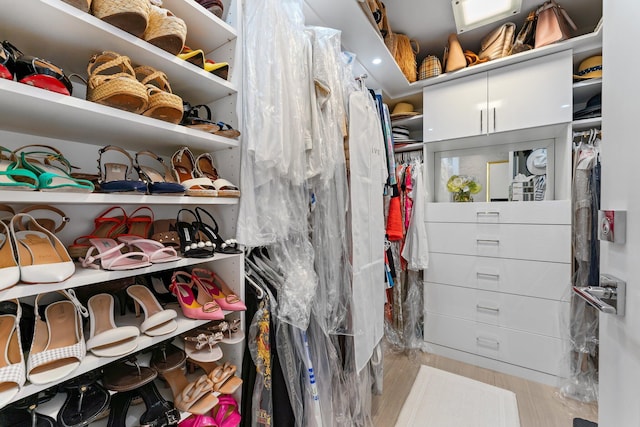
xmin=80 ymin=235 xmax=180 ymax=271
xmin=171 ymin=147 xmax=240 ymax=198
xmin=0 ymin=285 xmax=178 ymax=407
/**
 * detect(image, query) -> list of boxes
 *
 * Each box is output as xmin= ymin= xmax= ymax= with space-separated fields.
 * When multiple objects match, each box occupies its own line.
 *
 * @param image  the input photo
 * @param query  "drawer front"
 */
xmin=425 ymin=253 xmax=570 ymax=300
xmin=424 ymin=313 xmax=564 ymax=376
xmin=424 ymin=283 xmax=569 ymax=338
xmin=426 ymin=200 xmax=570 ymax=224
xmin=426 ymin=222 xmax=571 ymax=263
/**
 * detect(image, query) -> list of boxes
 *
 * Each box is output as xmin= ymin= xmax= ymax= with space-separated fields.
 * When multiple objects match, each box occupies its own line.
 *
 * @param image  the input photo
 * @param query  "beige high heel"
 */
xmin=0 ymin=299 xmax=25 ymax=407
xmin=126 ymin=284 xmax=178 ymax=336
xmin=162 ymin=364 xmax=219 ymax=415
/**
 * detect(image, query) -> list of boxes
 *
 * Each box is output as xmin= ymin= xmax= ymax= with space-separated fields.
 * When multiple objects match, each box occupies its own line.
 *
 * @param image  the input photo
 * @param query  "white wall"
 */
xmin=599 ymin=1 xmax=640 ymax=425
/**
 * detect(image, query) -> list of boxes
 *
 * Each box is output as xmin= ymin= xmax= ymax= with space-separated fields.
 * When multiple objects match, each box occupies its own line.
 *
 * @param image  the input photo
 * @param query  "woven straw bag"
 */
xmin=86 ymin=51 xmax=149 ymax=114
xmin=418 ymin=55 xmax=442 ymax=80
xmin=386 ymin=32 xmax=419 ymax=83
xmin=91 ymin=0 xmax=151 ymax=38
xmin=134 ymin=66 xmax=183 ymax=124
xmin=143 ymin=4 xmax=187 ymax=55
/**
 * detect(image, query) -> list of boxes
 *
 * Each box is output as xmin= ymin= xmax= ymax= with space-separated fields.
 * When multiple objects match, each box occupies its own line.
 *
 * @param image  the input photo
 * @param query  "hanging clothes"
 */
xmin=348 ymin=88 xmax=388 ymax=372
xmin=402 ymin=159 xmax=429 ymax=270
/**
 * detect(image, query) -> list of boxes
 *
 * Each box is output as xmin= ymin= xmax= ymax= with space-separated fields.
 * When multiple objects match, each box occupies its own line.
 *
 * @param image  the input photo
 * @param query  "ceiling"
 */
xmin=383 ymin=0 xmax=602 ymax=65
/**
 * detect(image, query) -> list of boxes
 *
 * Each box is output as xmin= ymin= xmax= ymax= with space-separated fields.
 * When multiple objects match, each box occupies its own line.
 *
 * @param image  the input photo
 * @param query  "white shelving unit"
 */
xmin=0 ymin=0 xmax=246 ymax=418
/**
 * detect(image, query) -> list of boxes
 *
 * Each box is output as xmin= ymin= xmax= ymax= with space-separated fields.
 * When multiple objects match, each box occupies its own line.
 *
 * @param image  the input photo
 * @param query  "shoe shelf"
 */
xmin=8 ymin=311 xmax=216 ymax=406
xmin=0 ymin=189 xmax=240 ymax=206
xmin=0 ymin=79 xmax=239 ymax=154
xmin=0 ymin=0 xmax=237 ymax=105
xmin=0 ymin=253 xmax=241 ymax=302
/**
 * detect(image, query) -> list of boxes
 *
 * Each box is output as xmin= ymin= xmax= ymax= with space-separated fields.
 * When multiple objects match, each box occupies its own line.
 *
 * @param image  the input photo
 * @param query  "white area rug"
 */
xmin=394 ymin=365 xmax=521 ymax=427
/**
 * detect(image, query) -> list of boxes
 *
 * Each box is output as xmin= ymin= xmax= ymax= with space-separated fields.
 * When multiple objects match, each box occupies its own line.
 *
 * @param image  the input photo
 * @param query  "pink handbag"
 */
xmin=534 ymin=0 xmax=577 ymax=48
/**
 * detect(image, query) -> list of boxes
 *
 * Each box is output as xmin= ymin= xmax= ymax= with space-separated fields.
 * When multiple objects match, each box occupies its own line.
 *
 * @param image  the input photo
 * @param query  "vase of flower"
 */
xmin=447 ymin=175 xmax=481 ymax=203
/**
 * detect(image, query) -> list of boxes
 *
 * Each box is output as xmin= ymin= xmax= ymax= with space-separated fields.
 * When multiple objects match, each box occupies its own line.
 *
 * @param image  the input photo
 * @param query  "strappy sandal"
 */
xmin=169 ymin=271 xmax=224 ymax=320
xmin=212 ymin=395 xmax=242 ymax=427
xmin=0 ymin=146 xmax=38 ymax=191
xmin=211 ymin=122 xmax=240 ymax=138
xmin=163 ymin=366 xmax=219 ymax=415
xmin=142 ymin=3 xmax=187 ymax=55
xmin=86 ymin=51 xmax=149 ymax=114
xmin=126 ymin=284 xmax=178 ymax=336
xmin=26 ymin=290 xmax=88 ymax=385
xmin=124 ymin=206 xmax=154 ymax=238
xmin=98 ymin=145 xmax=148 ymax=194
xmin=208 ymin=361 xmax=242 ymax=394
xmin=80 ymin=237 xmax=151 ymax=271
xmin=151 ymin=219 xmax=181 ymax=249
xmin=102 ymin=357 xmax=157 ymax=392
xmin=192 ymin=267 xmax=246 ymax=311
xmin=15 ymin=54 xmax=74 ymax=96
xmin=0 ymin=300 xmax=25 ymax=408
xmin=150 ymin=342 xmax=186 ymax=374
xmin=0 ymin=220 xmax=20 ymax=291
xmin=194 ymin=153 xmax=240 ymax=198
xmin=134 ymin=66 xmax=183 ymax=124
xmin=135 ymin=151 xmax=185 ymax=195
xmin=86 ymin=293 xmax=139 ymax=357
xmin=10 ymin=213 xmax=75 ymax=284
xmin=0 ymin=388 xmax=58 ymax=427
xmin=57 ymin=371 xmax=111 ymax=427
xmin=18 ymin=205 xmax=70 ymax=234
xmin=180 ymin=102 xmax=220 ymax=133
xmin=117 ymin=236 xmax=180 ymax=263
xmin=182 ymin=330 xmax=224 ymax=362
xmin=137 ymin=381 xmax=181 ymax=427
xmin=172 ymin=147 xmax=217 ymax=197
xmin=68 ymin=206 xmax=128 ymax=259
xmin=194 ymin=207 xmax=242 ymax=254
xmin=176 ymin=208 xmax=215 ymax=258
xmin=15 ymin=144 xmax=94 ymax=192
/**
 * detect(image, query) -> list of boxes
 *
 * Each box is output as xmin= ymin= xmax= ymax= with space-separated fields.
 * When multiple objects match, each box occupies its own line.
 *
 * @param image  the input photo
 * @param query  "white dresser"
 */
xmin=423 ymin=200 xmax=571 ymax=385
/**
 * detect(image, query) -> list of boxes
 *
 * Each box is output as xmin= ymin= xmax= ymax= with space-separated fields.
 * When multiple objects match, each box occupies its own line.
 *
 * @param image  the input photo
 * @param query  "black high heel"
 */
xmin=176 ymin=208 xmax=214 ymax=258
xmin=106 ymin=390 xmax=135 ymax=427
xmin=137 ymin=381 xmax=180 ymax=427
xmin=58 ymin=371 xmax=111 ymax=427
xmin=194 ymin=206 xmax=242 ymax=254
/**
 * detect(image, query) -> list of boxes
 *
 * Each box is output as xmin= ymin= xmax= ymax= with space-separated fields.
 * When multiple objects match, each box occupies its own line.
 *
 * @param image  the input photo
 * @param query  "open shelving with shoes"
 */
xmin=0 ymin=0 xmax=246 ymax=420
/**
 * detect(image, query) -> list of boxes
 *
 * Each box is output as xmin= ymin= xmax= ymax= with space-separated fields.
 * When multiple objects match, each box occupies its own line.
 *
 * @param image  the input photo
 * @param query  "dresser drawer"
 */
xmin=426 ymin=222 xmax=570 ymax=262
xmin=424 ymin=283 xmax=569 ymax=338
xmin=424 ymin=313 xmax=564 ymax=376
xmin=426 ymin=200 xmax=570 ymax=224
xmin=425 ymin=253 xmax=570 ymax=300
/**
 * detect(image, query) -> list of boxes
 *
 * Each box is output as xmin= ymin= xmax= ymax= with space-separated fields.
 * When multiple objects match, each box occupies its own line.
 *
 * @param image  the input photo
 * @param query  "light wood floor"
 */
xmin=372 ymin=348 xmax=598 ymax=427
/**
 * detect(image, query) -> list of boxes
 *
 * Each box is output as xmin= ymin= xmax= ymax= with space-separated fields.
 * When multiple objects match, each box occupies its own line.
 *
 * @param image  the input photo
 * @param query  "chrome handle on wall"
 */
xmin=572 ymin=274 xmax=626 ymax=316
xmin=476 ymin=239 xmax=500 ymax=245
xmin=476 ymin=211 xmax=500 ymax=217
xmin=476 ymin=304 xmax=500 ymax=312
xmin=493 ymin=107 xmax=496 ymax=131
xmin=476 ymin=336 xmax=500 ymax=348
xmin=476 ymin=272 xmax=500 ymax=280
xmin=480 ymin=110 xmax=483 ymax=133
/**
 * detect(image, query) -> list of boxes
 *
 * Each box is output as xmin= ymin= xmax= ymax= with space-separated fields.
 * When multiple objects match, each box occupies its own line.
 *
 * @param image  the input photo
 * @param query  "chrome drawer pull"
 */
xmin=476 ymin=272 xmax=500 ymax=280
xmin=476 ymin=211 xmax=500 ymax=216
xmin=476 ymin=239 xmax=500 ymax=245
xmin=476 ymin=304 xmax=500 ymax=312
xmin=476 ymin=336 xmax=500 ymax=348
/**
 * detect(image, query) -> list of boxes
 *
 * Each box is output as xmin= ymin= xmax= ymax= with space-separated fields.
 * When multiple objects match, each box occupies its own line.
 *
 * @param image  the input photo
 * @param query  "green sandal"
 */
xmin=0 ymin=146 xmax=38 ymax=191
xmin=15 ymin=144 xmax=94 ymax=193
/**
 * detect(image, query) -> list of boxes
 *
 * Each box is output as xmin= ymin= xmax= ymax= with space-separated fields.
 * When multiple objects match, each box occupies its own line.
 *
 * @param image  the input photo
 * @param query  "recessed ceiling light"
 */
xmin=452 ymin=0 xmax=521 ymax=33
xmin=372 ymin=58 xmax=382 ymax=65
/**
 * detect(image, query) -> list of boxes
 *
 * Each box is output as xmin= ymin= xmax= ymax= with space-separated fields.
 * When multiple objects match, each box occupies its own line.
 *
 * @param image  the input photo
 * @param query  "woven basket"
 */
xmin=143 ymin=5 xmax=187 ymax=56
xmin=135 ymin=66 xmax=183 ymax=124
xmin=61 ymin=0 xmax=92 ymax=13
xmin=86 ymin=51 xmax=149 ymax=114
xmin=386 ymin=32 xmax=419 ymax=83
xmin=91 ymin=0 xmax=150 ymax=37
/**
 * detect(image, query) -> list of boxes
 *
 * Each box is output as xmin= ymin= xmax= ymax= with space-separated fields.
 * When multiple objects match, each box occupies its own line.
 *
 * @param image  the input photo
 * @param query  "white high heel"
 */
xmin=0 ymin=299 xmax=25 ymax=407
xmin=27 ymin=290 xmax=88 ymax=385
xmin=0 ymin=221 xmax=20 ymax=291
xmin=126 ymin=285 xmax=178 ymax=336
xmin=86 ymin=293 xmax=140 ymax=357
xmin=10 ymin=213 xmax=75 ymax=284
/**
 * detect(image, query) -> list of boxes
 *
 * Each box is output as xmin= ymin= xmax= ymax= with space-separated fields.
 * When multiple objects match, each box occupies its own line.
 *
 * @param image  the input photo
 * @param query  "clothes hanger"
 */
xmin=244 ymin=272 xmax=265 ymax=300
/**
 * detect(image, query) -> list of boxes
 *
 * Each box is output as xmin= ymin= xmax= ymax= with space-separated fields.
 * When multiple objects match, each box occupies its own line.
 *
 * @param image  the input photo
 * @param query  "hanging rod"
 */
xmin=573 ymin=129 xmax=602 ymax=138
xmin=355 ymin=74 xmax=368 ymax=81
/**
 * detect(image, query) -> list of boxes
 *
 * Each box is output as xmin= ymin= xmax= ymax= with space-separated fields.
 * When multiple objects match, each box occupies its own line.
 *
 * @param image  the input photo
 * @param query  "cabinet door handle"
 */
xmin=480 ymin=110 xmax=483 ymax=133
xmin=476 ymin=211 xmax=500 ymax=217
xmin=476 ymin=272 xmax=500 ymax=280
xmin=476 ymin=336 xmax=500 ymax=348
xmin=493 ymin=107 xmax=496 ymax=132
xmin=476 ymin=239 xmax=500 ymax=245
xmin=476 ymin=304 xmax=500 ymax=312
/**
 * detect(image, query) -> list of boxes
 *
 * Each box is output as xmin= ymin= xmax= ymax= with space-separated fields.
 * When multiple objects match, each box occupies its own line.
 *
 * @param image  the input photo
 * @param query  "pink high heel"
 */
xmin=192 ymin=268 xmax=246 ymax=312
xmin=170 ymin=271 xmax=225 ymax=320
xmin=179 ymin=414 xmax=219 ymax=427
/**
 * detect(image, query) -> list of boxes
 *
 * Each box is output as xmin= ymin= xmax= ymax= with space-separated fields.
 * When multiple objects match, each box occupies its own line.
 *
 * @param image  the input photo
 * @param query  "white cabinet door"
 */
xmin=423 ymin=73 xmax=487 ymax=142
xmin=488 ymin=50 xmax=572 ymax=133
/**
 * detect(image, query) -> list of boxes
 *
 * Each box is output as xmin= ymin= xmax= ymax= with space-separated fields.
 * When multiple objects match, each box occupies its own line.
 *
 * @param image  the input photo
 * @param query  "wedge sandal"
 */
xmin=135 ymin=66 xmax=183 ymax=124
xmin=143 ymin=3 xmax=187 ymax=55
xmin=86 ymin=51 xmax=148 ymax=114
xmin=91 ymin=0 xmax=150 ymax=38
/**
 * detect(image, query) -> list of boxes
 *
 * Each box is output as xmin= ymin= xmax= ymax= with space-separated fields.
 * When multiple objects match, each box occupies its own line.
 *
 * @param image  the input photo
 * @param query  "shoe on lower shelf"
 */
xmin=86 ymin=293 xmax=139 ymax=357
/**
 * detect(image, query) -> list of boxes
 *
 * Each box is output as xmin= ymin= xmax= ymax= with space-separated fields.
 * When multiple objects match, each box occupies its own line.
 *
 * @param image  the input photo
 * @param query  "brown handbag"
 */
xmin=534 ymin=0 xmax=577 ymax=48
xmin=510 ymin=10 xmax=537 ymax=54
xmin=478 ymin=22 xmax=516 ymax=61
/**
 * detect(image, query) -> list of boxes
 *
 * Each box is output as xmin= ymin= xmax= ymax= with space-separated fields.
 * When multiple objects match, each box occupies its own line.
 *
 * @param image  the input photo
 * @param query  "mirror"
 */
xmin=433 ymin=139 xmax=554 ymax=203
